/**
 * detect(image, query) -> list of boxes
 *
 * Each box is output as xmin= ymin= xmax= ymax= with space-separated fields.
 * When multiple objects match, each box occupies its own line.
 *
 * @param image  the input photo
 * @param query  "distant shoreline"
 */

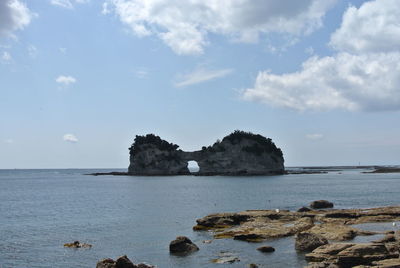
xmin=85 ymin=165 xmax=400 ymax=176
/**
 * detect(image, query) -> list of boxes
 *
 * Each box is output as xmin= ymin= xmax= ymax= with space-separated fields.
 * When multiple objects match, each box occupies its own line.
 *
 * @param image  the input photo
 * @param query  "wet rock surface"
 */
xmin=169 ymin=236 xmax=199 ymax=255
xmin=63 ymin=240 xmax=92 ymax=248
xmin=211 ymin=251 xmax=240 ymax=264
xmin=295 ymin=232 xmax=328 ymax=252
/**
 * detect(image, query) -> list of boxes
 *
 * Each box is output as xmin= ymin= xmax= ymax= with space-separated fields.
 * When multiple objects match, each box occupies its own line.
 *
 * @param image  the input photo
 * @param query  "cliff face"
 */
xmin=128 ymin=131 xmax=284 ymax=176
xmin=128 ymin=134 xmax=189 ymax=175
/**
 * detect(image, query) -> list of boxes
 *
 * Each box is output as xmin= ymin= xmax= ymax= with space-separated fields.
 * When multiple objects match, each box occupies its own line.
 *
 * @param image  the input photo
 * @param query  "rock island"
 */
xmin=127 ymin=130 xmax=284 ymax=176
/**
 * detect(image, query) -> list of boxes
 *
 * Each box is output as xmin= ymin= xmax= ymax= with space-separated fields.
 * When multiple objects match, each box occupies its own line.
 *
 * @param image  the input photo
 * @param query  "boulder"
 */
xmin=115 ymin=255 xmax=136 ymax=268
xmin=96 ymin=258 xmax=117 ymax=268
xmin=169 ymin=236 xmax=199 ymax=255
xmin=310 ymin=200 xmax=334 ymax=209
xmin=96 ymin=256 xmax=154 ymax=268
xmin=257 ymin=245 xmax=275 ymax=253
xmin=295 ymin=232 xmax=328 ymax=252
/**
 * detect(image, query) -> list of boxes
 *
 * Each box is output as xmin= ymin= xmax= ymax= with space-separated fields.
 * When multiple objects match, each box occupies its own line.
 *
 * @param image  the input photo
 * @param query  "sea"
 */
xmin=1 ymin=167 xmax=400 ymax=268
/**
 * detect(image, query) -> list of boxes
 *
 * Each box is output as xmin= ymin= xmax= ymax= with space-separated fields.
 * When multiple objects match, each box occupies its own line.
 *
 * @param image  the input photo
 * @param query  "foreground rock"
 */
xmin=295 ymin=232 xmax=328 ymax=252
xmin=169 ymin=236 xmax=199 ymax=255
xmin=128 ymin=130 xmax=284 ymax=176
xmin=305 ymin=243 xmax=398 ymax=267
xmin=63 ymin=241 xmax=92 ymax=248
xmin=96 ymin=255 xmax=154 ymax=268
xmin=310 ymin=200 xmax=334 ymax=209
xmin=194 ymin=205 xmax=400 ymax=267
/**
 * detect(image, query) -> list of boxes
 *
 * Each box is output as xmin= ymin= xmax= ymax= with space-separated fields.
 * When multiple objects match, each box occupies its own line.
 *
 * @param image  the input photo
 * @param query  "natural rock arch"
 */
xmin=187 ymin=160 xmax=200 ymax=173
xmin=128 ymin=130 xmax=284 ymax=176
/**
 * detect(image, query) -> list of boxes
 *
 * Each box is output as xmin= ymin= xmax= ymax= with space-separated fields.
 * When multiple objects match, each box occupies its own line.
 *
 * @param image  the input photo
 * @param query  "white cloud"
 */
xmin=107 ymin=0 xmax=336 ymax=55
xmin=243 ymin=0 xmax=400 ymax=112
xmin=306 ymin=134 xmax=323 ymax=140
xmin=50 ymin=0 xmax=89 ymax=9
xmin=102 ymin=2 xmax=110 ymax=15
xmin=4 ymin=139 xmax=14 ymax=144
xmin=56 ymin=75 xmax=77 ymax=86
xmin=1 ymin=51 xmax=12 ymax=62
xmin=175 ymin=68 xmax=233 ymax=87
xmin=59 ymin=47 xmax=67 ymax=54
xmin=0 ymin=0 xmax=34 ymax=37
xmin=51 ymin=0 xmax=73 ymax=9
xmin=63 ymin=134 xmax=78 ymax=143
xmin=330 ymin=0 xmax=400 ymax=54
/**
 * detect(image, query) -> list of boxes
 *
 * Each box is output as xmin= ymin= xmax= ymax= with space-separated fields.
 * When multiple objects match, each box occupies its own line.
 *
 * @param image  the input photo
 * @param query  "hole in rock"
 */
xmin=187 ymin=160 xmax=200 ymax=173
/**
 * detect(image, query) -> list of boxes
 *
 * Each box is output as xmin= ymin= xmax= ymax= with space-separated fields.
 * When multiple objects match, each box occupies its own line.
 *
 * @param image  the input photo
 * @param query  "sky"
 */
xmin=1 ymin=0 xmax=400 ymax=168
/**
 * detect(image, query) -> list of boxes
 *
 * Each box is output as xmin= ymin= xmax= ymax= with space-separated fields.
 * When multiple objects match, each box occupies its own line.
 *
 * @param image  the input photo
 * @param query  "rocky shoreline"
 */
xmin=193 ymin=203 xmax=400 ymax=267
xmin=85 ymin=203 xmax=400 ymax=267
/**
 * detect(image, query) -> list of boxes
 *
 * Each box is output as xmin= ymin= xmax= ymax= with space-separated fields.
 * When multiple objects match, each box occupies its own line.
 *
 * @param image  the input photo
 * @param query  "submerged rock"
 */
xmin=310 ymin=200 xmax=334 ymax=209
xmin=169 ymin=236 xmax=199 ymax=255
xmin=257 ymin=245 xmax=275 ymax=253
xmin=63 ymin=241 xmax=92 ymax=248
xmin=128 ymin=130 xmax=284 ymax=176
xmin=96 ymin=256 xmax=154 ymax=268
xmin=211 ymin=252 xmax=240 ymax=264
xmin=295 ymin=232 xmax=328 ymax=252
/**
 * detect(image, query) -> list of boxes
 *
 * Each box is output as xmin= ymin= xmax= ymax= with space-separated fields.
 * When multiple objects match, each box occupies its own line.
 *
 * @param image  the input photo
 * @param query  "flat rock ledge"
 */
xmin=193 ymin=205 xmax=400 ymax=267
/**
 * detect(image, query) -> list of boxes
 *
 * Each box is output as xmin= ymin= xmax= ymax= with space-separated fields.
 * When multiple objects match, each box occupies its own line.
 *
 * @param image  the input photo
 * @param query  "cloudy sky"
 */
xmin=1 ymin=0 xmax=399 ymax=168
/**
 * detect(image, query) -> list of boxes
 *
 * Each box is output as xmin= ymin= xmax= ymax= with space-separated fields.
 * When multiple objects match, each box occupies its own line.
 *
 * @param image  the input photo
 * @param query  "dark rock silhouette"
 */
xmin=96 ymin=255 xmax=154 ymax=268
xmin=310 ymin=200 xmax=334 ymax=209
xmin=128 ymin=130 xmax=284 ymax=176
xmin=257 ymin=245 xmax=275 ymax=253
xmin=169 ymin=236 xmax=199 ymax=255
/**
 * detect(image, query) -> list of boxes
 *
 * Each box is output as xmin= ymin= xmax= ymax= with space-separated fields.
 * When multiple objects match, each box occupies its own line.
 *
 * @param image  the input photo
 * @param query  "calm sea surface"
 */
xmin=1 ymin=168 xmax=400 ymax=268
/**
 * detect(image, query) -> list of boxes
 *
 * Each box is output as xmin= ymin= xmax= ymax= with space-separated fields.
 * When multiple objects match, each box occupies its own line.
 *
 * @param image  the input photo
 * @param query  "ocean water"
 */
xmin=1 ymin=168 xmax=400 ymax=268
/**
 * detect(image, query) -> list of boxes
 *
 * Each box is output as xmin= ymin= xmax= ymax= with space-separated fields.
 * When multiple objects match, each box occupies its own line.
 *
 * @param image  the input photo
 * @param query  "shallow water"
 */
xmin=1 ymin=169 xmax=400 ymax=267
